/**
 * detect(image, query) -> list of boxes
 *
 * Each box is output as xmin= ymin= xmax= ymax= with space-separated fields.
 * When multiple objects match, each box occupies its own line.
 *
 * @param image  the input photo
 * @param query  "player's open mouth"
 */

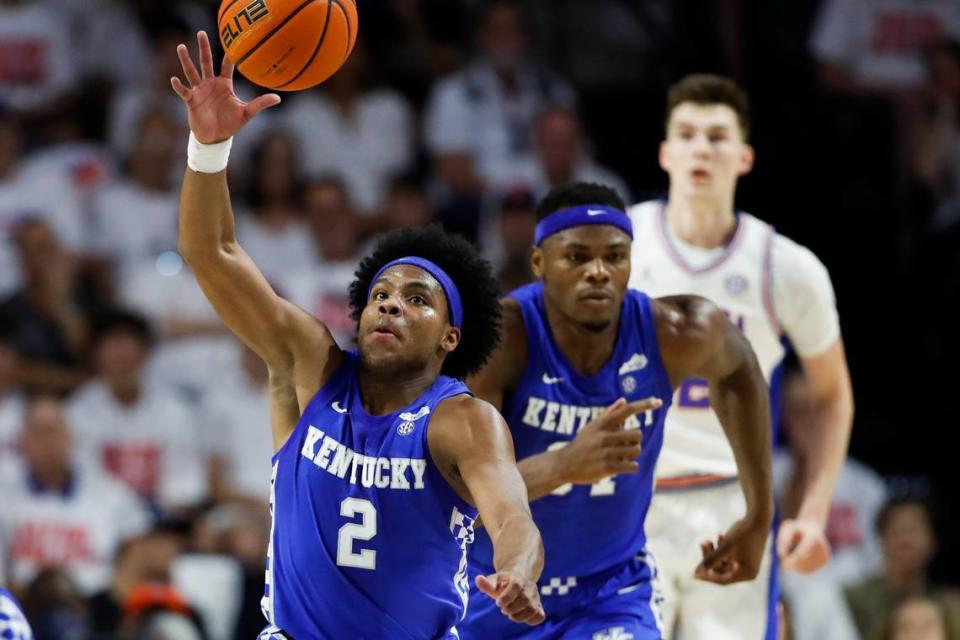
xmin=372 ymin=327 xmax=400 ymax=340
xmin=691 ymin=168 xmax=711 ymax=182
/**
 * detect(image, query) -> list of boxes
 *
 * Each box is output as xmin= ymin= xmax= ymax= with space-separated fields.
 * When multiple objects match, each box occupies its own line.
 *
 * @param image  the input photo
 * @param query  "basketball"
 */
xmin=217 ymin=0 xmax=358 ymax=91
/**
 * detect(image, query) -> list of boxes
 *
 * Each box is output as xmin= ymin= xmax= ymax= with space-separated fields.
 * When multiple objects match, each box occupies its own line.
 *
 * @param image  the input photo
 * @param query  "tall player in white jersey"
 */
xmin=629 ymin=74 xmax=855 ymax=639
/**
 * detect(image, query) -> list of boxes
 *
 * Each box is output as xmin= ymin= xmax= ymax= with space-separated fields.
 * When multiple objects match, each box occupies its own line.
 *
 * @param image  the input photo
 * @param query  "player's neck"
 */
xmin=665 ymin=196 xmax=737 ymax=249
xmin=358 ymin=367 xmax=438 ymax=416
xmin=545 ymin=304 xmax=620 ymax=376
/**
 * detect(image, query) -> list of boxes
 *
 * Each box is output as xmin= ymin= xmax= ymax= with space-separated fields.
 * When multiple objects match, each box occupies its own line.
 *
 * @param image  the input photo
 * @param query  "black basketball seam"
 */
xmin=235 ymin=0 xmax=317 ymax=68
xmin=331 ymin=0 xmax=352 ymax=57
xmin=218 ymin=0 xmax=243 ymax=25
xmin=275 ymin=0 xmax=334 ymax=89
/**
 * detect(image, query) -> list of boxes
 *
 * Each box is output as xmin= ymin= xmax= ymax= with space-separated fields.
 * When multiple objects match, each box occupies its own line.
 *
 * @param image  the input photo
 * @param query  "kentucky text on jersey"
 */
xmin=521 ymin=399 xmax=656 ymax=434
xmin=299 ymin=425 xmax=428 ymax=490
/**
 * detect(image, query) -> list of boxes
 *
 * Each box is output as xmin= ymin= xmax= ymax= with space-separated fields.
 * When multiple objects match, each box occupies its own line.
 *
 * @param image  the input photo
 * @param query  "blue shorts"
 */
xmin=459 ymin=554 xmax=665 ymax=640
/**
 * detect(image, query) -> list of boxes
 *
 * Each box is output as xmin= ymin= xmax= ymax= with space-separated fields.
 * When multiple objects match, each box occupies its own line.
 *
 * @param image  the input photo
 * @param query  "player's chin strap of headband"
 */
xmin=534 ymin=204 xmax=634 ymax=246
xmin=369 ymin=257 xmax=464 ymax=328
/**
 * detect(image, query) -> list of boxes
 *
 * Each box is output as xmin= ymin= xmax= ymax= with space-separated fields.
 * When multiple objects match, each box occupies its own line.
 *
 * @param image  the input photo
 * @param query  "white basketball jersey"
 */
xmin=630 ymin=200 xmax=785 ymax=479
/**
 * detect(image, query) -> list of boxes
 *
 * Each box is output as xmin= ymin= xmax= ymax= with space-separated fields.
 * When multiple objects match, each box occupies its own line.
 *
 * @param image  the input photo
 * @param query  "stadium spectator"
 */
xmin=480 ymin=185 xmax=537 ymax=276
xmin=0 ymin=0 xmax=76 ymax=116
xmin=20 ymin=568 xmax=89 ymax=640
xmin=86 ymin=528 xmax=182 ymax=639
xmin=202 ymin=341 xmax=273 ymax=506
xmin=283 ymin=37 xmax=415 ymax=213
xmin=106 ymin=16 xmax=190 ymax=158
xmin=810 ymin=0 xmax=960 ymax=93
xmin=874 ymin=594 xmax=960 ymax=640
xmin=380 ymin=176 xmax=435 ymax=233
xmin=513 ymin=105 xmax=631 ymax=201
xmin=275 ymin=178 xmax=360 ymax=348
xmin=0 ymin=219 xmax=91 ymax=394
xmin=846 ymin=498 xmax=942 ymax=638
xmin=233 ymin=131 xmax=314 ymax=284
xmin=0 ymin=395 xmax=150 ymax=595
xmin=0 ymin=108 xmax=86 ymax=300
xmin=66 ymin=310 xmax=208 ymax=511
xmin=424 ymin=0 xmax=575 ymax=196
xmin=89 ymin=108 xmax=185 ymax=290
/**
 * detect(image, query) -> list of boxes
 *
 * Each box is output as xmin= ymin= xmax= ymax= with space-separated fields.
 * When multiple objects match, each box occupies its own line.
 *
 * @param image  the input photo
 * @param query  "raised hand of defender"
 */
xmin=170 ymin=31 xmax=280 ymax=144
xmin=559 ymin=397 xmax=662 ymax=485
xmin=694 ymin=515 xmax=769 ymax=585
xmin=476 ymin=571 xmax=545 ymax=626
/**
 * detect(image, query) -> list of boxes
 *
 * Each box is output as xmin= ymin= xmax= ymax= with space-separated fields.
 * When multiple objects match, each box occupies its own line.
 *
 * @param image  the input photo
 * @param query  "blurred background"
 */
xmin=0 ymin=0 xmax=958 ymax=638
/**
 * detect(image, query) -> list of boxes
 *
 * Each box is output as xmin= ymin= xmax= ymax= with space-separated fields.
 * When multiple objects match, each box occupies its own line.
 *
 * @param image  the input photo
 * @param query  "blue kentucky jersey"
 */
xmin=469 ymin=283 xmax=673 ymax=581
xmin=261 ymin=352 xmax=479 ymax=640
xmin=0 ymin=588 xmax=32 ymax=640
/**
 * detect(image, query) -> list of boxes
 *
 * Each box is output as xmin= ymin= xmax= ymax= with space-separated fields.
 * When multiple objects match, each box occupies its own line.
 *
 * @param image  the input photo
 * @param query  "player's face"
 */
xmin=357 ymin=265 xmax=460 ymax=374
xmin=532 ymin=226 xmax=631 ymax=332
xmin=660 ymin=103 xmax=754 ymax=203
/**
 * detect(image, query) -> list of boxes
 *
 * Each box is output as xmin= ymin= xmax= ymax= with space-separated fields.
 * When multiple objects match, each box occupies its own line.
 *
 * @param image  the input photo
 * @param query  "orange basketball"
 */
xmin=218 ymin=0 xmax=358 ymax=91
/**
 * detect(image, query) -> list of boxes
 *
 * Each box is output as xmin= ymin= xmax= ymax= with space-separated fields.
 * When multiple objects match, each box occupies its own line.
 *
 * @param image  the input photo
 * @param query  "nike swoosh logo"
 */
xmin=331 ymin=401 xmax=348 ymax=414
xmin=542 ymin=374 xmax=563 ymax=385
xmin=586 ymin=209 xmax=607 ymax=216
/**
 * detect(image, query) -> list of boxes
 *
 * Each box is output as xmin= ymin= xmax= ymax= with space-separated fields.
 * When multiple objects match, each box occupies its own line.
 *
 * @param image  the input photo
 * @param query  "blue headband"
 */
xmin=534 ymin=204 xmax=633 ymax=246
xmin=369 ymin=257 xmax=464 ymax=328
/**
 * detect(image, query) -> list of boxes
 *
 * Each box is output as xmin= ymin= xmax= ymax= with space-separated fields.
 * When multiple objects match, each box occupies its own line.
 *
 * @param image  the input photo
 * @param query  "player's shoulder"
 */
xmin=430 ymin=394 xmax=508 ymax=450
xmin=763 ymin=224 xmax=835 ymax=294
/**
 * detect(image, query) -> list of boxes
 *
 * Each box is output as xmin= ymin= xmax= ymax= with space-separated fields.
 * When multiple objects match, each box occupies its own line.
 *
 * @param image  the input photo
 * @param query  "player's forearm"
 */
xmin=517 ymin=450 xmax=569 ymax=501
xmin=178 ymin=168 xmax=239 ymax=260
xmin=794 ymin=390 xmax=854 ymax=526
xmin=712 ymin=361 xmax=774 ymax=522
xmin=490 ymin=511 xmax=544 ymax=582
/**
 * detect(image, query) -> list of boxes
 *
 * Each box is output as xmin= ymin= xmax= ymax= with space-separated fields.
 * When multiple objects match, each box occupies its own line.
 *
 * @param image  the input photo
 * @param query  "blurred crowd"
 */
xmin=1 ymin=0 xmax=959 ymax=638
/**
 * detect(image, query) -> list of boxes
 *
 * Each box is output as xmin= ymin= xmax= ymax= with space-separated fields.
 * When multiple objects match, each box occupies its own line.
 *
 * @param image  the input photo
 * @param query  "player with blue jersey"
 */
xmin=173 ymin=33 xmax=545 ymax=639
xmin=0 ymin=587 xmax=32 ymax=640
xmin=460 ymin=182 xmax=776 ymax=640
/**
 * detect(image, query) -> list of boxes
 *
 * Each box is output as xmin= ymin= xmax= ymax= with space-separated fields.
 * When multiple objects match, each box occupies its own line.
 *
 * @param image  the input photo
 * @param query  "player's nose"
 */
xmin=378 ymin=297 xmax=401 ymax=316
xmin=584 ymin=258 xmax=611 ymax=281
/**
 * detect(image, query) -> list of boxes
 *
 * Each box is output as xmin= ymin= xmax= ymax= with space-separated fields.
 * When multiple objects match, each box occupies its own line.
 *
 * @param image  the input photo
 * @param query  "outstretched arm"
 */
xmin=172 ymin=33 xmax=341 ymax=448
xmin=429 ymin=397 xmax=545 ymax=626
xmin=656 ymin=295 xmax=775 ymax=584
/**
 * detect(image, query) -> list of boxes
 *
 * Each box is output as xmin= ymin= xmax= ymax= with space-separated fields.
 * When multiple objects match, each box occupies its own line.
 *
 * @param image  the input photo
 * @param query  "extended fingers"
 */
xmin=177 ymin=43 xmax=201 ymax=87
xmin=221 ymin=53 xmax=235 ymax=79
xmin=197 ymin=31 xmax=215 ymax=78
xmin=170 ymin=76 xmax=190 ymax=100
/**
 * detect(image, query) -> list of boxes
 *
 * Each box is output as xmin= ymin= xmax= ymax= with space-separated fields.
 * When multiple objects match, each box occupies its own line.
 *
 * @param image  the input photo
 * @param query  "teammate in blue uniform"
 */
xmin=0 ymin=587 xmax=32 ymax=640
xmin=460 ymin=183 xmax=776 ymax=639
xmin=172 ymin=32 xmax=545 ymax=639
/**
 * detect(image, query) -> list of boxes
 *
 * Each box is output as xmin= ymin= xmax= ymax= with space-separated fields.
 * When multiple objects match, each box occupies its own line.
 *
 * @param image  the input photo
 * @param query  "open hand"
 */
xmin=475 ymin=571 xmax=545 ymax=625
xmin=170 ymin=31 xmax=280 ymax=144
xmin=558 ymin=397 xmax=662 ymax=485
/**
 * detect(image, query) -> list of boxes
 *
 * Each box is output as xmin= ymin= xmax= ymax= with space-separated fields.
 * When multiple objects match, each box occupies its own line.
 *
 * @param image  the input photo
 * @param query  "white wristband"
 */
xmin=187 ymin=131 xmax=233 ymax=173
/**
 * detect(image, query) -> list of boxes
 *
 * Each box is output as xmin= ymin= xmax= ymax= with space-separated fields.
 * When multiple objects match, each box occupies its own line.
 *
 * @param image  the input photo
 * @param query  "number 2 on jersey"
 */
xmin=337 ymin=498 xmax=377 ymax=570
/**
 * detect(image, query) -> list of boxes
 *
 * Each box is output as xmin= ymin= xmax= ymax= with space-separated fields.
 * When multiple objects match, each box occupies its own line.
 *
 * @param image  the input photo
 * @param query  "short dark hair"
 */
xmin=535 ymin=182 xmax=627 ymax=222
xmin=348 ymin=226 xmax=502 ymax=379
xmin=666 ymin=74 xmax=751 ymax=140
xmin=89 ymin=309 xmax=153 ymax=349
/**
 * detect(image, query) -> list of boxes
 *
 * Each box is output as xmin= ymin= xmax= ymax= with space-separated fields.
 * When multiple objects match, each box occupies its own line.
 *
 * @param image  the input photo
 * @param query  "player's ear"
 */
xmin=658 ymin=140 xmax=671 ymax=173
xmin=531 ymin=247 xmax=544 ymax=279
xmin=738 ymin=143 xmax=755 ymax=176
xmin=440 ymin=327 xmax=461 ymax=354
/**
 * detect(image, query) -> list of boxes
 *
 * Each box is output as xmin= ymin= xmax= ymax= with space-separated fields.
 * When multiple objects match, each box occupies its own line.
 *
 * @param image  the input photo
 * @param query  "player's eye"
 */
xmin=709 ymin=133 xmax=728 ymax=143
xmin=409 ymin=295 xmax=425 ymax=305
xmin=606 ymin=252 xmax=626 ymax=264
xmin=373 ymin=291 xmax=388 ymax=301
xmin=567 ymin=253 xmax=586 ymax=263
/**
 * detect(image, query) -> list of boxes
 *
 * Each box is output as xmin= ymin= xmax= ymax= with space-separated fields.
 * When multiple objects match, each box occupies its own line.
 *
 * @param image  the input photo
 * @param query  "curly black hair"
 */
xmin=535 ymin=182 xmax=627 ymax=221
xmin=348 ymin=226 xmax=502 ymax=379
